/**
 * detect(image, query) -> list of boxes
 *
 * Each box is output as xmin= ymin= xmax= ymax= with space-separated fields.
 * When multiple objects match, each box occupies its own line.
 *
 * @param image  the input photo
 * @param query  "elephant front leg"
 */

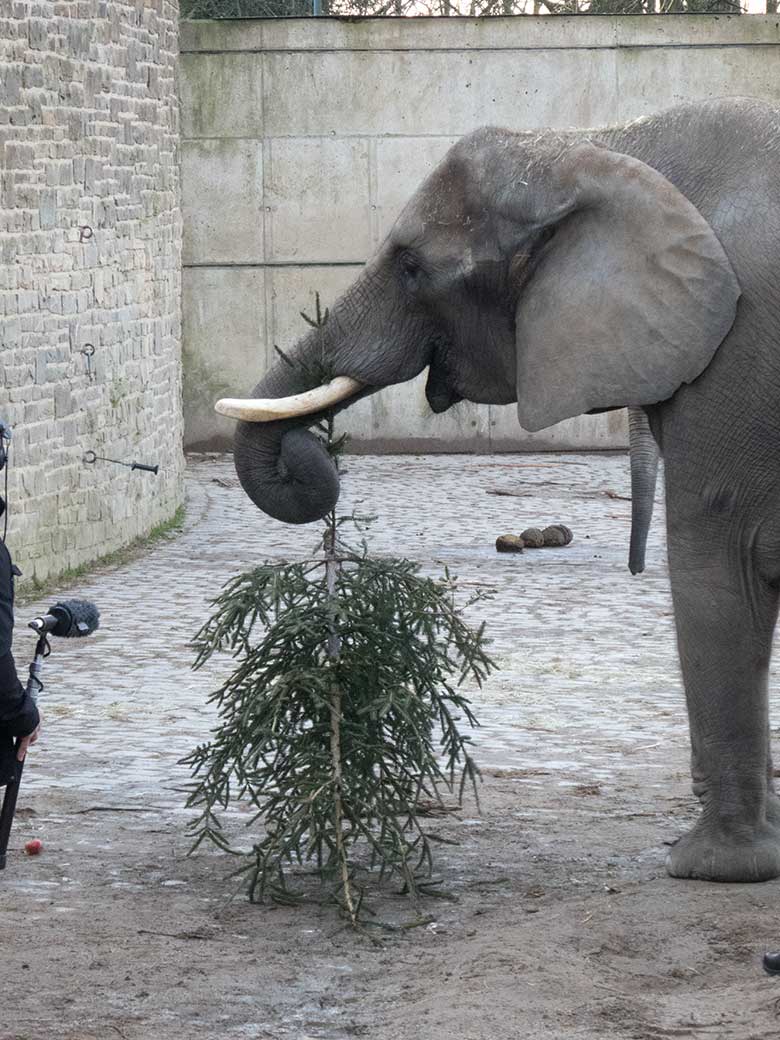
xmin=666 ymin=519 xmax=780 ymax=882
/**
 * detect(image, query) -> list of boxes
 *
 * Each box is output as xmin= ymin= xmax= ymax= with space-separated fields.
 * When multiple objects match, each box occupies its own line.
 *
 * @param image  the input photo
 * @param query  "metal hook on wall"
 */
xmin=78 ymin=344 xmax=95 ymax=381
xmin=83 ymin=451 xmax=159 ymax=475
xmin=78 ymin=225 xmax=93 ymax=243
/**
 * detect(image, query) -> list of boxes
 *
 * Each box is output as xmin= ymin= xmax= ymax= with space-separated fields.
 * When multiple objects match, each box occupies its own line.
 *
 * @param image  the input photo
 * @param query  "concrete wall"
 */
xmin=0 ymin=0 xmax=185 ymax=583
xmin=180 ymin=14 xmax=780 ymax=454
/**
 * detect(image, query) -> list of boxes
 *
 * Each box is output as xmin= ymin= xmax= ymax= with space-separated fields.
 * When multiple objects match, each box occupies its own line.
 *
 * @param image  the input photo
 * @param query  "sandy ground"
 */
xmin=2 ymin=452 xmax=780 ymax=1040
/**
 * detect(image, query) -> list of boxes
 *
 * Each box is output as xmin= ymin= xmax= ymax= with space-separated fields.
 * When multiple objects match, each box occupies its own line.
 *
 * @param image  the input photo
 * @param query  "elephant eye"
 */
xmin=399 ymin=252 xmax=422 ymax=283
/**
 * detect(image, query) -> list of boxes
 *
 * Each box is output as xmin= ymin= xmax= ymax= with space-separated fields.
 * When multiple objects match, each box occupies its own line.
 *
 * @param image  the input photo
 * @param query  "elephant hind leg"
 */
xmin=666 ymin=510 xmax=780 ymax=882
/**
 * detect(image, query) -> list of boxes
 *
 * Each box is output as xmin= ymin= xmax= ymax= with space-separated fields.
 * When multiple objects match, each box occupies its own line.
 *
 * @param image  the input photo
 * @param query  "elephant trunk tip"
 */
xmin=234 ymin=425 xmax=340 ymax=526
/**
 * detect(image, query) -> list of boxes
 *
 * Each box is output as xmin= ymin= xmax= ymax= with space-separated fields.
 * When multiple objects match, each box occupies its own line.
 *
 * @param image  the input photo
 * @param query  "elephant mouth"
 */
xmin=215 ymin=375 xmax=366 ymax=423
xmin=425 ymin=356 xmax=463 ymax=413
xmin=424 ymin=333 xmax=464 ymax=414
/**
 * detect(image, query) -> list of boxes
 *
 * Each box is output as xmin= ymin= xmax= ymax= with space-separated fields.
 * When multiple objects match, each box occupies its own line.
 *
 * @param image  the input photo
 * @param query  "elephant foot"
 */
xmin=666 ymin=818 xmax=780 ymax=882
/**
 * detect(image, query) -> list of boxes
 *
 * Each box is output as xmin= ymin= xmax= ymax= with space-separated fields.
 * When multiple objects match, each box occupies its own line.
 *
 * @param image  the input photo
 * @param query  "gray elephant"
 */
xmin=217 ymin=97 xmax=780 ymax=883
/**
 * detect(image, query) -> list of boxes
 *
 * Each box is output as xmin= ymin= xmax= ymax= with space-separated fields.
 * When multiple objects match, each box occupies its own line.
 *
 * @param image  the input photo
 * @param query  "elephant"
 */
xmin=217 ymin=97 xmax=780 ymax=883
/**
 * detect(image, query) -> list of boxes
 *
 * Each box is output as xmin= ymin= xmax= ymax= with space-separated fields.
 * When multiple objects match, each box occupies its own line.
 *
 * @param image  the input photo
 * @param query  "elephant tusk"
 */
xmin=215 ymin=376 xmax=364 ymax=423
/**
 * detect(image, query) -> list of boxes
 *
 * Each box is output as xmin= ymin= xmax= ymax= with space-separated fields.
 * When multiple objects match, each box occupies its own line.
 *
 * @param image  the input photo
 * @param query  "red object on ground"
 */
xmin=24 ymin=839 xmax=43 ymax=856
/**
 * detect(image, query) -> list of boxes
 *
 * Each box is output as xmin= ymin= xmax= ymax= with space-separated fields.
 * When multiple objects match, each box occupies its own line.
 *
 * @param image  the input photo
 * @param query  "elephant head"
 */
xmin=219 ymin=129 xmax=739 ymax=524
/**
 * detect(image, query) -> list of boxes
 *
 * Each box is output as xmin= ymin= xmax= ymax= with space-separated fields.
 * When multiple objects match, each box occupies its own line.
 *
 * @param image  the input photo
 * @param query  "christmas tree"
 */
xmin=184 ymin=298 xmax=494 ymax=925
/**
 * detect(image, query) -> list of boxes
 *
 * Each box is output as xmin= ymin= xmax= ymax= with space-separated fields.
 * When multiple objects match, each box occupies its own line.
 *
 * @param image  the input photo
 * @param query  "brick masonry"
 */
xmin=0 ymin=0 xmax=184 ymax=583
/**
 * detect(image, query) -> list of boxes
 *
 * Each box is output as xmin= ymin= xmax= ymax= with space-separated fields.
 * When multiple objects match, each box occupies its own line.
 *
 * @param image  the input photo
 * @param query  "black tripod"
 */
xmin=0 ymin=630 xmax=48 ymax=869
xmin=0 ymin=597 xmax=100 ymax=870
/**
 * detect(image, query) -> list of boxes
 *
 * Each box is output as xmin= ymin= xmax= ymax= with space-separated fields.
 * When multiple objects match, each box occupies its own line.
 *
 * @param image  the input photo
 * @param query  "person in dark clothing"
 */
xmin=0 ymin=498 xmax=40 ymax=786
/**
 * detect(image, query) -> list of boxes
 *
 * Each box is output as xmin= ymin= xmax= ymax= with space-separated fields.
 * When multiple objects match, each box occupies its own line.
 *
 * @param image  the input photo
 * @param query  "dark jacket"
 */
xmin=0 ymin=541 xmax=39 ymax=785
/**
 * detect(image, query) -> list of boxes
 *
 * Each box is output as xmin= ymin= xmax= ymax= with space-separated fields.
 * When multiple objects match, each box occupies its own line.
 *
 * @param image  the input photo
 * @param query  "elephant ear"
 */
xmin=514 ymin=142 xmax=740 ymax=431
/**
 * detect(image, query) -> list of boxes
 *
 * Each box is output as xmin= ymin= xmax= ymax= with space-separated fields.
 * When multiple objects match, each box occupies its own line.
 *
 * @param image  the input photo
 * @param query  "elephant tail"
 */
xmin=628 ymin=407 xmax=660 ymax=576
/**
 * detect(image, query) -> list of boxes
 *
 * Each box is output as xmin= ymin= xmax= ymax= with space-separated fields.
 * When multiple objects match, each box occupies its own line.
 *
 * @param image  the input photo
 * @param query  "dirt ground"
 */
xmin=3 ymin=453 xmax=780 ymax=1040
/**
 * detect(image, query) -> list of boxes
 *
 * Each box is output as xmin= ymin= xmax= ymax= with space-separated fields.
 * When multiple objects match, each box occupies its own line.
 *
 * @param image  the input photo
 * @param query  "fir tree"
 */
xmin=183 ymin=297 xmax=495 ymax=925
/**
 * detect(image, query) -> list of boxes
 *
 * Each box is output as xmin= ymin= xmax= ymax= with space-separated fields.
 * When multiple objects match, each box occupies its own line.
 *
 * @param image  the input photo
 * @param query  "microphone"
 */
xmin=28 ymin=599 xmax=100 ymax=638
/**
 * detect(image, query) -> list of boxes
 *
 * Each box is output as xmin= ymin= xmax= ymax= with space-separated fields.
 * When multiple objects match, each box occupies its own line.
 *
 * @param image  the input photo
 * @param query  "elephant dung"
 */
xmin=542 ymin=524 xmax=574 ymax=547
xmin=498 ymin=525 xmax=574 ymax=552
xmin=519 ymin=527 xmax=545 ymax=548
xmin=495 ymin=534 xmax=525 ymax=553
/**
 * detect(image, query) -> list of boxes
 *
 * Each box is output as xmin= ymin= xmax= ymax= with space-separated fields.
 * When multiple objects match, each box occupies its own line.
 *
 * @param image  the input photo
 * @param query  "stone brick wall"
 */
xmin=0 ymin=0 xmax=184 ymax=583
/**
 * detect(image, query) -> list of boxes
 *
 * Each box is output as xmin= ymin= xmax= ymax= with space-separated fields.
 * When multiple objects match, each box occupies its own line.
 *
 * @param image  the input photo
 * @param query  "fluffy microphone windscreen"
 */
xmin=49 ymin=599 xmax=101 ymax=638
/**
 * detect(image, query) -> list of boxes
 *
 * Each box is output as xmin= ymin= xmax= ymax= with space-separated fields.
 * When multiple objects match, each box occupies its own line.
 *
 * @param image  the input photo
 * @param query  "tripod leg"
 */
xmin=0 ymin=636 xmax=48 ymax=869
xmin=0 ymin=740 xmax=24 ymax=870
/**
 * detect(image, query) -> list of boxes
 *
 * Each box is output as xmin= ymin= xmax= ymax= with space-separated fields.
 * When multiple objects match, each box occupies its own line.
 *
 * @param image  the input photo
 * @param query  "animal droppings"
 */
xmin=497 ymin=525 xmax=575 ymax=553
xmin=495 ymin=535 xmax=525 ymax=553
xmin=519 ymin=528 xmax=545 ymax=548
xmin=542 ymin=524 xmax=574 ymax=547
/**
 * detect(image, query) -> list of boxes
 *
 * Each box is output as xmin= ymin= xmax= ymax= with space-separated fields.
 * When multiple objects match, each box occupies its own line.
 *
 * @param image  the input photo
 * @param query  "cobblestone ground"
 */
xmin=14 ymin=451 xmax=688 ymax=806
xmin=5 ymin=452 xmax=780 ymax=1040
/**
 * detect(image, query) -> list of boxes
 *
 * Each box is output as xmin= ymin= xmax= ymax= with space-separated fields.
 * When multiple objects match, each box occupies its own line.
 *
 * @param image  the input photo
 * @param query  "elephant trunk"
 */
xmin=230 ymin=329 xmax=362 ymax=525
xmin=227 ymin=264 xmax=434 ymax=524
xmin=224 ymin=259 xmax=436 ymax=525
xmin=628 ymin=406 xmax=660 ymax=575
xmin=233 ymin=420 xmax=338 ymax=527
